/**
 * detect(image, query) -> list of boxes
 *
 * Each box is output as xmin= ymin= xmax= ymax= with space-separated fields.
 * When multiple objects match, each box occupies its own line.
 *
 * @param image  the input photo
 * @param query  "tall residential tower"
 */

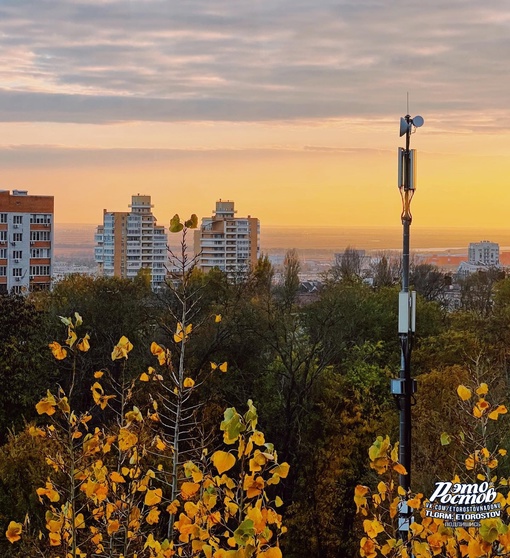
xmin=194 ymin=200 xmax=260 ymax=275
xmin=0 ymin=189 xmax=54 ymax=293
xmin=94 ymin=195 xmax=167 ymax=290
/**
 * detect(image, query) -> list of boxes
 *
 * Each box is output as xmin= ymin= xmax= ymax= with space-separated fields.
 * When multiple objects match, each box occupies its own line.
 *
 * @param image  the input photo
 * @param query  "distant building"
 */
xmin=457 ymin=240 xmax=501 ymax=277
xmin=468 ymin=241 xmax=499 ymax=266
xmin=0 ymin=189 xmax=54 ymax=294
xmin=194 ymin=200 xmax=260 ymax=276
xmin=94 ymin=194 xmax=167 ymax=290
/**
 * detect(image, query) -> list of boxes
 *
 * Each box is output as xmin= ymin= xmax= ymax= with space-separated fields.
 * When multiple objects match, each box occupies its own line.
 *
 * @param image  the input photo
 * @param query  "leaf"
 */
xmin=489 ymin=405 xmax=508 ymax=420
xmin=170 ymin=214 xmax=184 ymax=233
xmin=275 ymin=496 xmax=283 ymax=508
xmin=110 ymin=471 xmax=125 ymax=484
xmin=146 ymin=508 xmax=160 ymax=525
xmin=48 ymin=341 xmax=67 ymax=360
xmin=457 ymin=385 xmax=472 ymax=401
xmin=181 ymin=482 xmax=200 ymax=499
xmin=118 ymin=428 xmax=138 ymax=451
xmin=393 ymin=463 xmax=407 ymax=475
xmin=212 ymin=451 xmax=236 ymax=474
xmin=476 ymin=383 xmax=489 ymax=396
xmin=271 ymin=462 xmax=290 ymax=479
xmin=214 ymin=314 xmax=222 ymax=323
xmin=440 ymin=432 xmax=451 ymax=446
xmin=77 ymin=333 xmax=90 ymax=352
xmin=363 ymin=518 xmax=384 ymax=538
xmin=183 ymin=377 xmax=195 ymax=388
xmin=144 ymin=488 xmax=163 ymax=507
xmin=94 ymin=371 xmax=104 ymax=378
xmin=219 ymin=362 xmax=228 ymax=373
xmin=184 ymin=214 xmax=198 ymax=228
xmin=258 ymin=547 xmax=282 ymax=558
xmin=111 ymin=336 xmax=133 ymax=360
xmin=36 ymin=391 xmax=57 ymax=416
xmin=5 ymin=521 xmax=22 ymax=544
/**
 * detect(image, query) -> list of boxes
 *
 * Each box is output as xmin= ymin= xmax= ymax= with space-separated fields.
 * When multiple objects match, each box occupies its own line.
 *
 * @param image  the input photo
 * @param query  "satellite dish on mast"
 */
xmin=399 ymin=117 xmax=410 ymax=137
xmin=412 ymin=115 xmax=424 ymax=127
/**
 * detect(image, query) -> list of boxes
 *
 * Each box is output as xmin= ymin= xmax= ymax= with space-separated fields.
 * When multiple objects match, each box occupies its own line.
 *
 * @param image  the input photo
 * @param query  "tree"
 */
xmin=355 ymin=376 xmax=510 ymax=558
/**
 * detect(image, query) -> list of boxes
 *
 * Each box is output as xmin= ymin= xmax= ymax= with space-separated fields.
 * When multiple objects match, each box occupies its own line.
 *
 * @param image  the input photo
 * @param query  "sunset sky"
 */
xmin=1 ymin=0 xmax=510 ymax=229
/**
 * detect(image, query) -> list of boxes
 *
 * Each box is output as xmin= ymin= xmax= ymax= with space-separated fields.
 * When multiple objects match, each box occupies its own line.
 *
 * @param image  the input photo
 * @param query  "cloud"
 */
xmin=0 ymin=0 xmax=509 ymax=127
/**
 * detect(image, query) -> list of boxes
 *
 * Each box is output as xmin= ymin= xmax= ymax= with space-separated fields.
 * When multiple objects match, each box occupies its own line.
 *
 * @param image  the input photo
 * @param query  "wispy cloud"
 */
xmin=0 ymin=0 xmax=509 ymax=127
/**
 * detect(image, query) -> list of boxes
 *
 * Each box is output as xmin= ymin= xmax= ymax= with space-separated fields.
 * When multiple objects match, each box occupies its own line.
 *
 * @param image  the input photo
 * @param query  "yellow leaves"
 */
xmin=212 ymin=451 xmax=236 ymax=475
xmin=174 ymin=322 xmax=192 ymax=343
xmin=476 ymin=383 xmax=489 ymax=396
xmin=211 ymin=361 xmax=228 ymax=373
xmin=5 ymin=521 xmax=22 ymax=544
xmin=111 ymin=335 xmax=133 ymax=360
xmin=36 ymin=391 xmax=57 ymax=416
xmin=76 ymin=333 xmax=90 ymax=352
xmin=354 ymin=485 xmax=369 ymax=513
xmin=270 ymin=462 xmax=290 ymax=479
xmin=118 ymin=428 xmax=138 ymax=451
xmin=107 ymin=519 xmax=120 ymax=535
xmin=368 ymin=436 xmax=391 ymax=474
xmin=48 ymin=341 xmax=67 ymax=360
xmin=214 ymin=314 xmax=222 ymax=323
xmin=393 ymin=463 xmax=407 ymax=475
xmin=183 ymin=377 xmax=195 ymax=388
xmin=167 ymin=499 xmax=180 ymax=515
xmin=457 ymin=385 xmax=472 ymax=401
xmin=363 ymin=518 xmax=384 ymax=539
xmin=151 ymin=342 xmax=169 ymax=366
xmin=181 ymin=482 xmax=200 ymax=500
xmin=125 ymin=406 xmax=143 ymax=424
xmin=258 ymin=547 xmax=282 ymax=558
xmin=473 ymin=399 xmax=490 ymax=418
xmin=91 ymin=382 xmax=116 ymax=410
xmin=66 ymin=326 xmax=77 ymax=348
xmin=144 ymin=488 xmax=163 ymax=507
xmin=110 ymin=471 xmax=126 ymax=484
xmin=146 ymin=508 xmax=161 ymax=525
xmin=360 ymin=536 xmax=378 ymax=558
xmin=243 ymin=475 xmax=265 ymax=498
xmin=489 ymin=405 xmax=508 ymax=420
xmin=36 ymin=481 xmax=60 ymax=503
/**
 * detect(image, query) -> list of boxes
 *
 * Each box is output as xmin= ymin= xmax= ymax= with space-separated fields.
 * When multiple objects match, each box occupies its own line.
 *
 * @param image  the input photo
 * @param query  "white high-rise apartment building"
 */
xmin=95 ymin=195 xmax=167 ymax=290
xmin=194 ymin=200 xmax=260 ymax=275
xmin=468 ymin=241 xmax=500 ymax=266
xmin=0 ymin=189 xmax=54 ymax=294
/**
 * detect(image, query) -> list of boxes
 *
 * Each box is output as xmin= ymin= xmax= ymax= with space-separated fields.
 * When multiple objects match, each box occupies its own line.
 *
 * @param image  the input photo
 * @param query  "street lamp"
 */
xmin=391 ymin=113 xmax=423 ymax=539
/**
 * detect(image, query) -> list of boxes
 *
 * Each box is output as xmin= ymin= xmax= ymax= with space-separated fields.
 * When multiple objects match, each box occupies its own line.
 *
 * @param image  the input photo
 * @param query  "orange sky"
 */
xmin=1 ymin=116 xmax=510 ymax=229
xmin=1 ymin=2 xmax=509 ymax=230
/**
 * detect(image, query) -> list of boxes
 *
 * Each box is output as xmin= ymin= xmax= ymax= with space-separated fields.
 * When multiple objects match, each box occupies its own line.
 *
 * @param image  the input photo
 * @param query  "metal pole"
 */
xmin=394 ymin=113 xmax=420 ymax=541
xmin=399 ymin=117 xmax=412 ymax=494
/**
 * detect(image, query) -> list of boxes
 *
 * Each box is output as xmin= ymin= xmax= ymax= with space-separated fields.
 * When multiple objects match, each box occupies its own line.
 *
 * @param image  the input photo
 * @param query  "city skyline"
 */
xmin=1 ymin=1 xmax=510 ymax=231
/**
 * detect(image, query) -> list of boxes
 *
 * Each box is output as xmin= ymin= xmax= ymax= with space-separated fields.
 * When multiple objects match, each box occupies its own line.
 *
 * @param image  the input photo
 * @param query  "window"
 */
xmin=12 ymin=250 xmax=22 ymax=259
xmin=13 ymin=233 xmax=22 ymax=242
xmin=0 ymin=231 xmax=6 ymax=242
xmin=13 ymin=215 xmax=23 ymax=224
xmin=30 ymin=231 xmax=50 ymax=241
xmin=0 ymin=213 xmax=6 ymax=224
xmin=30 ymin=248 xmax=50 ymax=258
xmin=0 ymin=266 xmax=6 ymax=276
xmin=12 ymin=268 xmax=22 ymax=277
xmin=0 ymin=249 xmax=6 ymax=259
xmin=30 ymin=265 xmax=50 ymax=276
xmin=30 ymin=214 xmax=52 ymax=224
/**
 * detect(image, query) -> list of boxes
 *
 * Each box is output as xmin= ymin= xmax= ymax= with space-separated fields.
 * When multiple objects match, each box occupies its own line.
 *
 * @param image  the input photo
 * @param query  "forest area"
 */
xmin=1 ymin=224 xmax=510 ymax=558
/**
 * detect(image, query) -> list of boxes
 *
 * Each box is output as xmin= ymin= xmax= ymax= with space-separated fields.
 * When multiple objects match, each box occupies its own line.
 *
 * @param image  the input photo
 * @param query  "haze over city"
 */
xmin=1 ymin=1 xmax=510 ymax=234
